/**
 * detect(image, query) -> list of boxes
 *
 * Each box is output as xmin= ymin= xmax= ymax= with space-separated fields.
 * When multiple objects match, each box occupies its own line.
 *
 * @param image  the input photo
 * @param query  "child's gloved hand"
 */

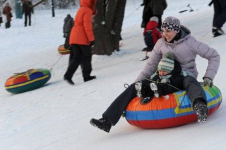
xmin=203 ymin=77 xmax=213 ymax=87
xmin=161 ymin=78 xmax=170 ymax=83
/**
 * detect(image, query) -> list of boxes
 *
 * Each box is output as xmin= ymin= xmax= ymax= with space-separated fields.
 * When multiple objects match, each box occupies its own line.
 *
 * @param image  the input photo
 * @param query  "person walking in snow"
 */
xmin=209 ymin=0 xmax=226 ymax=37
xmin=63 ymin=14 xmax=74 ymax=50
xmin=90 ymin=16 xmax=220 ymax=133
xmin=141 ymin=0 xmax=153 ymax=28
xmin=22 ymin=0 xmax=33 ymax=27
xmin=2 ymin=2 xmax=12 ymax=29
xmin=90 ymin=52 xmax=185 ymax=133
xmin=149 ymin=0 xmax=167 ymax=31
xmin=142 ymin=16 xmax=162 ymax=60
xmin=63 ymin=0 xmax=96 ymax=85
xmin=0 ymin=9 xmax=2 ymax=27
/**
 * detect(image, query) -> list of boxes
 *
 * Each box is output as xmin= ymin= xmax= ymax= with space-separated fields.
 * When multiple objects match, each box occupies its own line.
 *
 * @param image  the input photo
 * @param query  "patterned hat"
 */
xmin=158 ymin=52 xmax=175 ymax=72
xmin=150 ymin=16 xmax=159 ymax=23
xmin=162 ymin=16 xmax=181 ymax=33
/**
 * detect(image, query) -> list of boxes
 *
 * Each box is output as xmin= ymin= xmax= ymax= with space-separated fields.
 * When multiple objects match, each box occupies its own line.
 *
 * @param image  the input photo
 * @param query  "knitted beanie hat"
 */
xmin=158 ymin=52 xmax=175 ymax=73
xmin=161 ymin=16 xmax=181 ymax=33
xmin=150 ymin=16 xmax=159 ymax=23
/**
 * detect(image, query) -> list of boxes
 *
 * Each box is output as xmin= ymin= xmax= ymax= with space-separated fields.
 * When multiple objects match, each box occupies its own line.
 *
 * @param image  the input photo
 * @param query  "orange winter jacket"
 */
xmin=69 ymin=0 xmax=96 ymax=45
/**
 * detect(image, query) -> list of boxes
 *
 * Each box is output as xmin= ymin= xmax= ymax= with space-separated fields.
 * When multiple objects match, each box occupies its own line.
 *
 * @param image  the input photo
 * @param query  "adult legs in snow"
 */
xmin=25 ymin=13 xmax=31 ymax=26
xmin=183 ymin=76 xmax=208 ymax=122
xmin=64 ymin=44 xmax=95 ymax=84
xmin=90 ymin=83 xmax=137 ymax=132
xmin=212 ymin=0 xmax=226 ymax=37
xmin=90 ymin=80 xmax=157 ymax=132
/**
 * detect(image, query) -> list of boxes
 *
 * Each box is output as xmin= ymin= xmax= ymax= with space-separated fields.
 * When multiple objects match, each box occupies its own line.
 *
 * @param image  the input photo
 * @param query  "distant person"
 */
xmin=63 ymin=14 xmax=74 ymax=50
xmin=3 ymin=2 xmax=12 ymax=29
xmin=63 ymin=0 xmax=97 ymax=85
xmin=142 ymin=16 xmax=162 ymax=60
xmin=90 ymin=52 xmax=185 ymax=133
xmin=150 ymin=0 xmax=167 ymax=30
xmin=0 ymin=9 xmax=2 ymax=27
xmin=209 ymin=0 xmax=226 ymax=37
xmin=23 ymin=0 xmax=33 ymax=27
xmin=63 ymin=14 xmax=83 ymax=68
xmin=141 ymin=0 xmax=152 ymax=28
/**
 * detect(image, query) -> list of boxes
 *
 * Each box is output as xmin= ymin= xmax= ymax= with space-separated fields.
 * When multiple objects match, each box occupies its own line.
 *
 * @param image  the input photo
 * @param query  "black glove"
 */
xmin=140 ymin=3 xmax=144 ymax=6
xmin=141 ymin=82 xmax=153 ymax=97
xmin=90 ymin=41 xmax=95 ymax=47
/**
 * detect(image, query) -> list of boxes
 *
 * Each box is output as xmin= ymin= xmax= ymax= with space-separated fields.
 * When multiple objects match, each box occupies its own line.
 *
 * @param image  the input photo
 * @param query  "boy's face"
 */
xmin=162 ymin=28 xmax=177 ymax=42
xmin=158 ymin=70 xmax=170 ymax=76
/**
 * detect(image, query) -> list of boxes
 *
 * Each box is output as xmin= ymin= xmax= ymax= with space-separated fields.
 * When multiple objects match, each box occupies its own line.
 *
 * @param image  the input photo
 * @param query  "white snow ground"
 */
xmin=0 ymin=0 xmax=226 ymax=149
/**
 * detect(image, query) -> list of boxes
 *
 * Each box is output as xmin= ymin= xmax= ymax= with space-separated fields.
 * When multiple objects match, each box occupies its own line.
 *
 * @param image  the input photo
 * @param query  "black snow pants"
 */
xmin=213 ymin=0 xmax=226 ymax=28
xmin=141 ymin=1 xmax=153 ymax=28
xmin=183 ymin=76 xmax=207 ymax=106
xmin=24 ymin=12 xmax=31 ymax=26
xmin=102 ymin=82 xmax=137 ymax=126
xmin=5 ymin=21 xmax=10 ymax=28
xmin=64 ymin=44 xmax=92 ymax=79
xmin=102 ymin=79 xmax=178 ymax=126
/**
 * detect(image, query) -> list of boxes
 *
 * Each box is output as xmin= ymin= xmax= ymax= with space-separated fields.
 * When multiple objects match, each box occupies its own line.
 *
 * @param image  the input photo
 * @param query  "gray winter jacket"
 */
xmin=136 ymin=25 xmax=220 ymax=82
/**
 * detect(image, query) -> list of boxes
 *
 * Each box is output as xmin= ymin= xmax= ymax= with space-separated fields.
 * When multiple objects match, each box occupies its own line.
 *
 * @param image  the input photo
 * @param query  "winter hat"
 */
xmin=158 ymin=52 xmax=175 ymax=73
xmin=150 ymin=16 xmax=159 ymax=23
xmin=162 ymin=16 xmax=181 ymax=33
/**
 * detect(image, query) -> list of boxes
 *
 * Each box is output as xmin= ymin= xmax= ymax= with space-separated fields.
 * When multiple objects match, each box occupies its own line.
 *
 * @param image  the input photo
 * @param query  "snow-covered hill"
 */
xmin=0 ymin=0 xmax=225 ymax=149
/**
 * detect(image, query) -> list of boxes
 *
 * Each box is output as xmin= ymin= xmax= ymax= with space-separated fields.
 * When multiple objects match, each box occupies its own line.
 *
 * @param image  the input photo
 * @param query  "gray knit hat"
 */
xmin=157 ymin=52 xmax=175 ymax=72
xmin=162 ymin=16 xmax=181 ymax=33
xmin=150 ymin=16 xmax=159 ymax=23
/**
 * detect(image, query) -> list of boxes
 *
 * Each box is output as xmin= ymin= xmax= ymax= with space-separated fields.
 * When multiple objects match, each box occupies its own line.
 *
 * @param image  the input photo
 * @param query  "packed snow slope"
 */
xmin=0 ymin=0 xmax=226 ymax=149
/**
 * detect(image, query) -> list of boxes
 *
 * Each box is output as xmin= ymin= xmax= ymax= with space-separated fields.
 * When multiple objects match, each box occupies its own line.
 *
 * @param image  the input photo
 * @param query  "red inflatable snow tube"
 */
xmin=58 ymin=45 xmax=70 ymax=55
xmin=125 ymin=84 xmax=222 ymax=129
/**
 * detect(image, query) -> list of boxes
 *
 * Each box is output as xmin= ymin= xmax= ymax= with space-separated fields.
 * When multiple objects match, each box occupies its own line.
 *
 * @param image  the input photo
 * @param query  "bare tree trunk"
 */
xmin=112 ymin=0 xmax=126 ymax=51
xmin=93 ymin=0 xmax=126 ymax=55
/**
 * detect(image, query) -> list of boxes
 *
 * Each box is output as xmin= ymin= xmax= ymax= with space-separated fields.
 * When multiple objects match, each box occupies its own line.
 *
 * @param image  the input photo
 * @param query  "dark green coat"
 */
xmin=150 ymin=0 xmax=167 ymax=16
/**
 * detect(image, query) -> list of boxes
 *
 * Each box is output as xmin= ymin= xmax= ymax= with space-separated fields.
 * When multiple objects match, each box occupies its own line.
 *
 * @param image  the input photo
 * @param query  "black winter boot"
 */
xmin=64 ymin=76 xmax=74 ymax=85
xmin=213 ymin=26 xmax=224 ymax=37
xmin=90 ymin=118 xmax=112 ymax=133
xmin=84 ymin=76 xmax=96 ymax=82
xmin=193 ymin=99 xmax=208 ymax=123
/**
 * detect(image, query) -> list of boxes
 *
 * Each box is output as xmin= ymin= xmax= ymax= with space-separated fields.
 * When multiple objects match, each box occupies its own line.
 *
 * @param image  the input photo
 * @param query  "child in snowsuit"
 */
xmin=139 ymin=53 xmax=184 ymax=102
xmin=63 ymin=14 xmax=83 ymax=70
xmin=142 ymin=16 xmax=162 ymax=60
xmin=63 ymin=14 xmax=74 ymax=49
xmin=90 ymin=52 xmax=185 ymax=133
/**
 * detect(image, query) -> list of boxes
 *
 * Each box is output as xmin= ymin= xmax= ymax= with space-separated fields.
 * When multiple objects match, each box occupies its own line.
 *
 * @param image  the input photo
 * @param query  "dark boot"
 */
xmin=193 ymin=99 xmax=208 ymax=123
xmin=90 ymin=118 xmax=112 ymax=133
xmin=84 ymin=76 xmax=96 ymax=82
xmin=213 ymin=26 xmax=224 ymax=37
xmin=64 ymin=76 xmax=74 ymax=85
